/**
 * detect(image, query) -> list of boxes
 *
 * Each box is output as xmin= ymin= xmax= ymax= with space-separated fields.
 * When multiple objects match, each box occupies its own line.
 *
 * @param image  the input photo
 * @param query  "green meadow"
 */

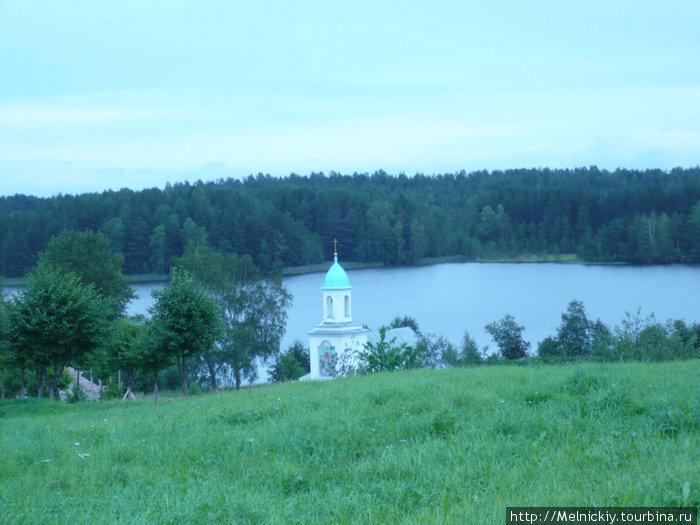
xmin=1 ymin=360 xmax=698 ymax=524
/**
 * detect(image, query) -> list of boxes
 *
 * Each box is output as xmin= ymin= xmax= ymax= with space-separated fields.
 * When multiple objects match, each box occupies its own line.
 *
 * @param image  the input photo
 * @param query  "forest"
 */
xmin=1 ymin=166 xmax=700 ymax=278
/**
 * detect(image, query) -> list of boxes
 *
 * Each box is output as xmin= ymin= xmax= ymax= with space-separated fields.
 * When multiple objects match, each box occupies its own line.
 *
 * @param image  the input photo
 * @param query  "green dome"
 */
xmin=322 ymin=256 xmax=352 ymax=289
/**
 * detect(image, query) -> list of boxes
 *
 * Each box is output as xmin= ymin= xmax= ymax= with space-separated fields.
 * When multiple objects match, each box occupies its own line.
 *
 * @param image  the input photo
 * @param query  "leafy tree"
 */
xmin=412 ymin=334 xmax=446 ymax=368
xmin=415 ymin=333 xmax=457 ymax=368
xmin=176 ymin=241 xmax=291 ymax=389
xmin=670 ymin=320 xmax=700 ymax=359
xmin=38 ymin=230 xmax=133 ymax=317
xmin=149 ymin=267 xmax=220 ymax=397
xmin=459 ymin=330 xmax=484 ymax=364
xmin=539 ymin=301 xmax=611 ymax=359
xmin=478 ymin=205 xmax=499 ymax=242
xmin=415 ymin=330 xmax=482 ymax=368
xmin=10 ymin=265 xmax=107 ymax=399
xmin=268 ymin=340 xmax=310 ymax=382
xmin=136 ymin=320 xmax=173 ymax=404
xmin=485 ymin=314 xmax=530 ymax=359
xmin=589 ymin=319 xmax=614 ymax=359
xmin=556 ymin=300 xmax=593 ymax=356
xmin=436 ymin=336 xmax=460 ymax=367
xmin=102 ymin=315 xmax=148 ymax=399
xmin=537 ymin=336 xmax=560 ymax=359
xmin=182 ymin=217 xmax=208 ymax=246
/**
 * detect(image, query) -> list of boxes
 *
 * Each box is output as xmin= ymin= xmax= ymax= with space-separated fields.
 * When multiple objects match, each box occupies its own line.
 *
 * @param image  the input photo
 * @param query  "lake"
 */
xmin=126 ymin=262 xmax=700 ymax=353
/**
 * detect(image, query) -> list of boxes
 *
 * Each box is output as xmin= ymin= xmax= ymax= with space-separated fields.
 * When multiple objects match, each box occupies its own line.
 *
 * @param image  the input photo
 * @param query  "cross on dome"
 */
xmin=322 ymin=239 xmax=351 ymax=289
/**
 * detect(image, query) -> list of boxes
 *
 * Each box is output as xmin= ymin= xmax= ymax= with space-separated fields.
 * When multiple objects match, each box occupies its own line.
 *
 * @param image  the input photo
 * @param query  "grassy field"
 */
xmin=1 ymin=360 xmax=698 ymax=524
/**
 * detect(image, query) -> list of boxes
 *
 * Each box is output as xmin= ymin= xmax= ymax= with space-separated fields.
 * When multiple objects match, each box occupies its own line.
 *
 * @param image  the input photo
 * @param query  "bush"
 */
xmin=415 ymin=334 xmax=453 ymax=368
xmin=101 ymin=378 xmax=125 ymax=400
xmin=67 ymin=382 xmax=89 ymax=403
xmin=57 ymin=370 xmax=73 ymax=391
xmin=268 ymin=341 xmax=310 ymax=382
xmin=357 ymin=326 xmax=418 ymax=373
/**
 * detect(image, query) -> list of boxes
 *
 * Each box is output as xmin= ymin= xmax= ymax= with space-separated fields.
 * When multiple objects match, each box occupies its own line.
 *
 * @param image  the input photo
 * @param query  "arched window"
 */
xmin=344 ymin=295 xmax=350 ymax=318
xmin=326 ymin=296 xmax=334 ymax=318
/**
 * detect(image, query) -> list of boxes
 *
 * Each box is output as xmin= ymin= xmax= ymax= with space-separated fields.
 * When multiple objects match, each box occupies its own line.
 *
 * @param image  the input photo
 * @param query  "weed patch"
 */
xmin=652 ymin=406 xmax=698 ymax=437
xmin=431 ymin=409 xmax=458 ymax=438
xmin=522 ymin=390 xmax=552 ymax=406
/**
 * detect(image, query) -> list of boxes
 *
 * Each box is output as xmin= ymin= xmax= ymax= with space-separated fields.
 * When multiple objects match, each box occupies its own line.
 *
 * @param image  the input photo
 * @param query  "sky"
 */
xmin=1 ymin=0 xmax=699 ymax=197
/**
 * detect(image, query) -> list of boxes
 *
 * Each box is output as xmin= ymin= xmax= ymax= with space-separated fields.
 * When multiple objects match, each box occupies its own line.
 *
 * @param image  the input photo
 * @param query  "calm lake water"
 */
xmin=5 ymin=263 xmax=699 ymax=355
xmin=125 ymin=263 xmax=700 ymax=353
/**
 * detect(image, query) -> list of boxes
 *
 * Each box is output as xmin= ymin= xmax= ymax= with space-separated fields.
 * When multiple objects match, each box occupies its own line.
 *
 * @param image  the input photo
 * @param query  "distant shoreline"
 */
xmin=4 ymin=254 xmax=697 ymax=287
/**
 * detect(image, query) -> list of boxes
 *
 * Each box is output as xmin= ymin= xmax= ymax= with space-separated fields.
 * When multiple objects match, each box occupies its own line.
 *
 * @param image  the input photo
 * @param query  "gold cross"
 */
xmin=333 ymin=238 xmax=338 ymax=256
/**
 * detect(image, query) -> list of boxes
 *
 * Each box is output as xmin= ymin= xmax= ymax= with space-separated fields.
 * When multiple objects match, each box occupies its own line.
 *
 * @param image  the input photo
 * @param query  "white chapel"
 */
xmin=307 ymin=245 xmax=370 ymax=379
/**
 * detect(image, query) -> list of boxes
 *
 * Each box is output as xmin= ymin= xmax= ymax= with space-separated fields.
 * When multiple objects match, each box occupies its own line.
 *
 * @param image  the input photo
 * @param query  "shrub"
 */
xmin=357 ymin=326 xmax=417 ymax=372
xmin=268 ymin=341 xmax=310 ymax=382
xmin=67 ymin=382 xmax=89 ymax=403
xmin=101 ymin=378 xmax=124 ymax=400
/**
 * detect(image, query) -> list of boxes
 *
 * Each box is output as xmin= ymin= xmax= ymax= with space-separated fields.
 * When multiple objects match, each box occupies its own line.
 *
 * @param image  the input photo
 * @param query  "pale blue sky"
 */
xmin=1 ymin=0 xmax=699 ymax=197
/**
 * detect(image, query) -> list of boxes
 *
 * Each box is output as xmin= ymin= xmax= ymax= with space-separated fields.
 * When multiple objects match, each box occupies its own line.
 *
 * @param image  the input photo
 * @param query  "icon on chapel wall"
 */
xmin=319 ymin=341 xmax=336 ymax=376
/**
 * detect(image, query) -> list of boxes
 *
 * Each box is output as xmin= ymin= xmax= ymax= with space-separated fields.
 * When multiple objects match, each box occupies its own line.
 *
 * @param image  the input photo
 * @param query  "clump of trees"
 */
xmin=0 ymin=231 xmax=291 ymax=401
xmin=9 ymin=265 xmax=107 ymax=399
xmin=175 ymin=241 xmax=291 ymax=389
xmin=534 ymin=301 xmax=700 ymax=363
xmin=1 ymin=168 xmax=700 ymax=278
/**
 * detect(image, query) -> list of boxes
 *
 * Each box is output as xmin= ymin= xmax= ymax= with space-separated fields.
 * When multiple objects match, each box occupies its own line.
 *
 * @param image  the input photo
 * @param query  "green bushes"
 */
xmin=268 ymin=340 xmax=310 ymax=382
xmin=538 ymin=302 xmax=699 ymax=363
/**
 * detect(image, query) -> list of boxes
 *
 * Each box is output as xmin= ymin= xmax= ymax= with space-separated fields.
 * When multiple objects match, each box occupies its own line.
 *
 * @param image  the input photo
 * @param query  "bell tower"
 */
xmin=307 ymin=240 xmax=369 ymax=379
xmin=322 ymin=239 xmax=352 ymax=323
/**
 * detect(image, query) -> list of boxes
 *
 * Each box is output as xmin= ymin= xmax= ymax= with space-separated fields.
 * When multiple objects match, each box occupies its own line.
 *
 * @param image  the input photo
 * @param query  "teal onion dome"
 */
xmin=322 ymin=256 xmax=352 ymax=289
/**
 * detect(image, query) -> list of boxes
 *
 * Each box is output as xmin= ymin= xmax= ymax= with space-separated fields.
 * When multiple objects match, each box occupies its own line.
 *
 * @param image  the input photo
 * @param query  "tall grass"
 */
xmin=1 ymin=360 xmax=698 ymax=524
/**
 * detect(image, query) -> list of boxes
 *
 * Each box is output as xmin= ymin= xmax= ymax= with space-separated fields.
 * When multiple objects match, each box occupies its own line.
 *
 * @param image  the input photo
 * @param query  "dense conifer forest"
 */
xmin=1 ymin=166 xmax=699 ymax=277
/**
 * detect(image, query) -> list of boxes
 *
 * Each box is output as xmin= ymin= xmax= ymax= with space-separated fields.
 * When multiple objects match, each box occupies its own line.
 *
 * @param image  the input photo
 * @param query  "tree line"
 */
xmin=1 ymin=167 xmax=700 ymax=278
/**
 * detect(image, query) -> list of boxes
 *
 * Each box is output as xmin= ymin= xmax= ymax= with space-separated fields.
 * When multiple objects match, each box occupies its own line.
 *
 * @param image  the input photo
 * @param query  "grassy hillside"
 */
xmin=1 ymin=361 xmax=698 ymax=524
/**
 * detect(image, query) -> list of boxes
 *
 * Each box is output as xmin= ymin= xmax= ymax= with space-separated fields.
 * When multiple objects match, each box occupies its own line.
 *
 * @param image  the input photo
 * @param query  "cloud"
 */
xmin=0 ymin=103 xmax=213 ymax=128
